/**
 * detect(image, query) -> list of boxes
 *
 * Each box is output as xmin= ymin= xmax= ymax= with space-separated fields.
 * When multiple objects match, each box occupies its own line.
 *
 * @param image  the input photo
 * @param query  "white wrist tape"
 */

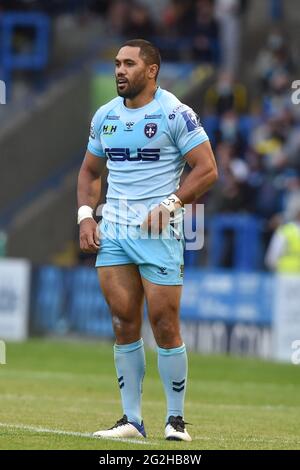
xmin=159 ymin=194 xmax=183 ymax=214
xmin=77 ymin=205 xmax=94 ymax=224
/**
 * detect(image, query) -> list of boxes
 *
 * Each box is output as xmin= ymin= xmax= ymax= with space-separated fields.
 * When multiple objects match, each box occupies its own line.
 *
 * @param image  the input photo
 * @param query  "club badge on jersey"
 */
xmin=144 ymin=123 xmax=158 ymax=138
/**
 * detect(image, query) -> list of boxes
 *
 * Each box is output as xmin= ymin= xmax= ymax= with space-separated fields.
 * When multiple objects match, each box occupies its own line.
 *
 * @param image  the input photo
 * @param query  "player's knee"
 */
xmin=111 ymin=312 xmax=134 ymax=328
xmin=150 ymin=302 xmax=178 ymax=325
xmin=151 ymin=312 xmax=179 ymax=343
xmin=106 ymin=298 xmax=133 ymax=320
xmin=111 ymin=311 xmax=141 ymax=342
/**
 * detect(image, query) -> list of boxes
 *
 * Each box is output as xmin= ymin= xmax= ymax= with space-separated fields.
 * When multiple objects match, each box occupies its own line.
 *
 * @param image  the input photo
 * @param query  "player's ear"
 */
xmin=148 ymin=64 xmax=158 ymax=80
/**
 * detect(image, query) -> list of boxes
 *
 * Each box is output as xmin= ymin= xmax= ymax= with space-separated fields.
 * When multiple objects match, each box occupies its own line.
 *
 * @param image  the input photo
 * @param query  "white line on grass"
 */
xmin=0 ymin=423 xmax=157 ymax=446
xmin=1 ymin=423 xmax=299 ymax=448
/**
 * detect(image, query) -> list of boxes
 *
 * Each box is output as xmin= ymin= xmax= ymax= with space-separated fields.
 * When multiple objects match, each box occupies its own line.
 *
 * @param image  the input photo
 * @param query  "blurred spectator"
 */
xmin=87 ymin=0 xmax=110 ymax=17
xmin=269 ymin=0 xmax=283 ymax=21
xmin=251 ymin=112 xmax=288 ymax=171
xmin=162 ymin=0 xmax=195 ymax=38
xmin=246 ymin=149 xmax=282 ymax=220
xmin=265 ymin=200 xmax=300 ymax=272
xmin=278 ymin=109 xmax=300 ymax=169
xmin=215 ymin=0 xmax=248 ymax=76
xmin=123 ymin=2 xmax=156 ymax=41
xmin=281 ymin=170 xmax=300 ymax=223
xmin=215 ymin=109 xmax=246 ymax=154
xmin=190 ymin=0 xmax=220 ymax=64
xmin=0 ymin=231 xmax=7 ymax=258
xmin=0 ymin=0 xmax=93 ymax=15
xmin=255 ymin=29 xmax=294 ymax=95
xmin=159 ymin=0 xmax=195 ymax=60
xmin=206 ymin=142 xmax=252 ymax=214
xmin=205 ymin=142 xmax=252 ymax=268
xmin=204 ymin=71 xmax=248 ymax=114
xmin=106 ymin=0 xmax=131 ymax=35
xmin=0 ymin=0 xmax=36 ymax=11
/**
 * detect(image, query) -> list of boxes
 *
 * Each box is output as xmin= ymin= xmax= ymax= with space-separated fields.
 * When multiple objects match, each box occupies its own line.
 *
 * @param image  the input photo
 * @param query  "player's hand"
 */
xmin=79 ymin=218 xmax=100 ymax=253
xmin=141 ymin=204 xmax=171 ymax=235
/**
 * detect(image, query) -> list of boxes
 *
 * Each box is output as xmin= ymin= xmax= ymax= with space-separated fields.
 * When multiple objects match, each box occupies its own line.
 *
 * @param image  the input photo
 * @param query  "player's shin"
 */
xmin=114 ymin=338 xmax=145 ymax=425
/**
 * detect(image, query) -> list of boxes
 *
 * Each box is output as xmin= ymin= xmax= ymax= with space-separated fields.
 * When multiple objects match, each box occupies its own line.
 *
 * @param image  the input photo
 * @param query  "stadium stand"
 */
xmin=1 ymin=0 xmax=299 ymax=269
xmin=1 ymin=0 xmax=300 ymax=354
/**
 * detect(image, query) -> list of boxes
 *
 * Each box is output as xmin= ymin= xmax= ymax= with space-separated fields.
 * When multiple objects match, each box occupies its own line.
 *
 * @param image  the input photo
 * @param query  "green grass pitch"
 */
xmin=1 ymin=339 xmax=300 ymax=450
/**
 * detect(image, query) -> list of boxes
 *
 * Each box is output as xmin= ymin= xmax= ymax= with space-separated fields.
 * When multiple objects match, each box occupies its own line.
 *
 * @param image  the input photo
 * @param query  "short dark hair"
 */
xmin=120 ymin=39 xmax=161 ymax=80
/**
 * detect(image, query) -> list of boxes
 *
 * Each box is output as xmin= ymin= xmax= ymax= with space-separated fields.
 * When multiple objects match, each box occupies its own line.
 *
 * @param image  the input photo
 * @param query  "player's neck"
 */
xmin=124 ymin=85 xmax=158 ymax=109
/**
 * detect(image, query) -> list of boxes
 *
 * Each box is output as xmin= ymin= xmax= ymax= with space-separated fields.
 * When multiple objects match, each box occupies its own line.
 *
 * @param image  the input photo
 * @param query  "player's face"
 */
xmin=115 ymin=47 xmax=149 ymax=99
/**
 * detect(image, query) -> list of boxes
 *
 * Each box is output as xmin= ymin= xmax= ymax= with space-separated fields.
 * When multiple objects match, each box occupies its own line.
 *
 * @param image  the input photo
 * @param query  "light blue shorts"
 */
xmin=96 ymin=219 xmax=184 ymax=285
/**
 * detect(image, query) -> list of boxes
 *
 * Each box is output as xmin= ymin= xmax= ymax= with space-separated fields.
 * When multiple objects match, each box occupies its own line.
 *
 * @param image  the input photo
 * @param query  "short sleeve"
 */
xmin=87 ymin=109 xmax=106 ymax=157
xmin=173 ymin=106 xmax=209 ymax=157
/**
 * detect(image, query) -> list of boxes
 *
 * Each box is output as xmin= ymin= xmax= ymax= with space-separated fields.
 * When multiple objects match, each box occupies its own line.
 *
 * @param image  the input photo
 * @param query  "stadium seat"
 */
xmin=0 ymin=12 xmax=50 ymax=97
xmin=33 ymin=266 xmax=65 ymax=332
xmin=202 ymin=115 xmax=219 ymax=146
xmin=68 ymin=267 xmax=112 ymax=336
xmin=209 ymin=215 xmax=263 ymax=271
xmin=238 ymin=115 xmax=260 ymax=145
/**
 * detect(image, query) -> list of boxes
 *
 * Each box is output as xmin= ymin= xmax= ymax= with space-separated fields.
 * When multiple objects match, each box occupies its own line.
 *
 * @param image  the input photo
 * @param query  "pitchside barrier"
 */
xmin=15 ymin=264 xmax=299 ymax=362
xmin=1 ymin=259 xmax=299 ymax=362
xmin=0 ymin=258 xmax=31 ymax=341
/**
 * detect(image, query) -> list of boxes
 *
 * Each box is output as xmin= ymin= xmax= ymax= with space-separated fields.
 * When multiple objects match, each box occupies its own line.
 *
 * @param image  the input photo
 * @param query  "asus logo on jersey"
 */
xmin=105 ymin=148 xmax=160 ymax=161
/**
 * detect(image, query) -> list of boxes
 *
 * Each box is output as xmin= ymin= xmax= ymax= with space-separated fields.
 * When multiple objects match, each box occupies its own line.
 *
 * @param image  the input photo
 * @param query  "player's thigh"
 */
xmin=141 ymin=277 xmax=182 ymax=327
xmin=97 ymin=264 xmax=144 ymax=319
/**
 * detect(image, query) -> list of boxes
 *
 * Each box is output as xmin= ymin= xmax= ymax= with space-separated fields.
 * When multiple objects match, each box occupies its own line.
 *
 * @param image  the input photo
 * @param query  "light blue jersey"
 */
xmin=87 ymin=87 xmax=209 ymax=225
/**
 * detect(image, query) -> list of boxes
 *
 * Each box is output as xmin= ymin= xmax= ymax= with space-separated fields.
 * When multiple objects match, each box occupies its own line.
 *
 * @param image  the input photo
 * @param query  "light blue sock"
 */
xmin=114 ymin=338 xmax=145 ymax=425
xmin=157 ymin=343 xmax=187 ymax=422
